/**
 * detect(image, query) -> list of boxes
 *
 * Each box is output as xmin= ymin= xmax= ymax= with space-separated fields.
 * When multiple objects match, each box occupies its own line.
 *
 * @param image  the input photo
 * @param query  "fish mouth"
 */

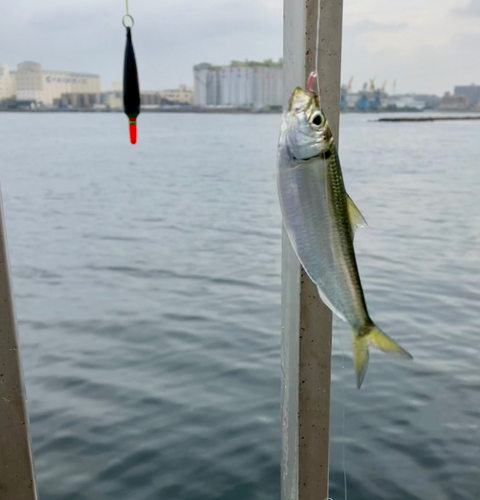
xmin=292 ymin=153 xmax=318 ymax=162
xmin=292 ymin=148 xmax=332 ymax=162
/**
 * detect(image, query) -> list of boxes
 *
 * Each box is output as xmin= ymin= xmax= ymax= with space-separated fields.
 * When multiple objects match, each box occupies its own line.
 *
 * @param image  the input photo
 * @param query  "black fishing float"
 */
xmin=123 ymin=1 xmax=140 ymax=144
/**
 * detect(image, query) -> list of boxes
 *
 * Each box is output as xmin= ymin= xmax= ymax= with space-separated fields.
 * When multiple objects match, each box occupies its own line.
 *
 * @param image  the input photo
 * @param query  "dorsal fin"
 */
xmin=347 ymin=194 xmax=367 ymax=237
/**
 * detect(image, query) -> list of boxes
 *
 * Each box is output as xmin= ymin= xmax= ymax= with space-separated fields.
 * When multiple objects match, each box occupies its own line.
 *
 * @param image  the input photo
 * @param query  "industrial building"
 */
xmin=0 ymin=61 xmax=101 ymax=105
xmin=98 ymin=82 xmax=193 ymax=109
xmin=54 ymin=93 xmax=101 ymax=109
xmin=140 ymin=85 xmax=193 ymax=106
xmin=193 ymin=61 xmax=282 ymax=108
xmin=0 ymin=64 xmax=16 ymax=100
xmin=159 ymin=84 xmax=193 ymax=104
xmin=454 ymin=85 xmax=480 ymax=108
xmin=439 ymin=92 xmax=469 ymax=111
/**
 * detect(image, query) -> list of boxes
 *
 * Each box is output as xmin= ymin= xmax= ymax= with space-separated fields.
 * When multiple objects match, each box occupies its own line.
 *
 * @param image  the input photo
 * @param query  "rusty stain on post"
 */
xmin=281 ymin=0 xmax=343 ymax=499
xmin=0 ymin=187 xmax=38 ymax=499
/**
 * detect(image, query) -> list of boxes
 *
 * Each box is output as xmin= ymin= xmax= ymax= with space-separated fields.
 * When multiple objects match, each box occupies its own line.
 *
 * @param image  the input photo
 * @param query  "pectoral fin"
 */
xmin=347 ymin=194 xmax=367 ymax=237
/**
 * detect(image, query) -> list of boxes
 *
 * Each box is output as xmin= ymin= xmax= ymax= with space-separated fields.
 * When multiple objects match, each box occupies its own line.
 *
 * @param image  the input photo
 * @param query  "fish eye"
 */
xmin=311 ymin=112 xmax=323 ymax=126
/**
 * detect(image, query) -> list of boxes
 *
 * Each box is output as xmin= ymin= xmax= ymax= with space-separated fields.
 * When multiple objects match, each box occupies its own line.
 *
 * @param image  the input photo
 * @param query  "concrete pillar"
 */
xmin=281 ymin=1 xmax=344 ymax=499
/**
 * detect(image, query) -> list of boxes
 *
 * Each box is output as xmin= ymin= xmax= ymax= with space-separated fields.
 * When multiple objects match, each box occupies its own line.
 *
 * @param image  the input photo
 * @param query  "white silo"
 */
xmin=252 ymin=66 xmax=265 ymax=109
xmin=266 ymin=67 xmax=275 ymax=106
xmin=274 ymin=68 xmax=283 ymax=106
xmin=219 ymin=67 xmax=230 ymax=105
xmin=228 ymin=67 xmax=236 ymax=105
xmin=244 ymin=67 xmax=254 ymax=107
xmin=236 ymin=67 xmax=247 ymax=106
xmin=206 ymin=69 xmax=219 ymax=105
xmin=194 ymin=63 xmax=211 ymax=106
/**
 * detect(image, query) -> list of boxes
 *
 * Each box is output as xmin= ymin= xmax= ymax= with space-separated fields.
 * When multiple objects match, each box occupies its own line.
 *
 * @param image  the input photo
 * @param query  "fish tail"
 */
xmin=352 ymin=322 xmax=412 ymax=389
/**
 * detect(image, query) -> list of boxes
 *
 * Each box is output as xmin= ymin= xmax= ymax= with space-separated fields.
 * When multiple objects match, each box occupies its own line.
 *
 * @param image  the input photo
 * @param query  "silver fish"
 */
xmin=277 ymin=87 xmax=412 ymax=388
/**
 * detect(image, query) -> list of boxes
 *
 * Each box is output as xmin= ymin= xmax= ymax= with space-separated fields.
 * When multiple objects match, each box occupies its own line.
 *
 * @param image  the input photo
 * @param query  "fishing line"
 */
xmin=307 ymin=0 xmax=321 ymax=93
xmin=312 ymin=0 xmax=321 ymax=94
xmin=125 ymin=0 xmax=130 ymax=17
xmin=338 ymin=331 xmax=348 ymax=500
xmin=315 ymin=0 xmax=320 ymax=94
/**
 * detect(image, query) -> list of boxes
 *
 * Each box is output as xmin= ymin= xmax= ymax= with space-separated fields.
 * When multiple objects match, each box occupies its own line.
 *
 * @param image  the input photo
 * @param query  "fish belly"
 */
xmin=277 ymin=155 xmax=359 ymax=324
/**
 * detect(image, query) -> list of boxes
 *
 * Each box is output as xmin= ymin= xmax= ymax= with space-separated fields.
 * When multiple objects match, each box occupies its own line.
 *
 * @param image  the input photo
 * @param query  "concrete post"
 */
xmin=281 ymin=1 xmax=344 ymax=499
xmin=0 ymin=188 xmax=38 ymax=499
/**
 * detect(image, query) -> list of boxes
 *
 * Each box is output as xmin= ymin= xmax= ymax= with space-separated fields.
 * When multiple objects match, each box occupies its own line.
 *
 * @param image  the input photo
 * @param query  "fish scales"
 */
xmin=328 ymin=145 xmax=368 ymax=325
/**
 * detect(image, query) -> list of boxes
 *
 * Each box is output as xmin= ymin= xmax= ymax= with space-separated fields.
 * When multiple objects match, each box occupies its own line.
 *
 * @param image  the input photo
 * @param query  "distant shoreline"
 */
xmin=0 ymin=107 xmax=282 ymax=114
xmin=377 ymin=115 xmax=480 ymax=122
xmin=2 ymin=107 xmax=480 ymax=118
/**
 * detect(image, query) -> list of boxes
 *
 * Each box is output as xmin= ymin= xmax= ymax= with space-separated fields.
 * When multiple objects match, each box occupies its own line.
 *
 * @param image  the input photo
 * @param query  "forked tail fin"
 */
xmin=352 ymin=323 xmax=412 ymax=389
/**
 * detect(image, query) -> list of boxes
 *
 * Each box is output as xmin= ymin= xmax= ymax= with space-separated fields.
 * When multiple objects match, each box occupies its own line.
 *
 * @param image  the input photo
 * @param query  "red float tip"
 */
xmin=129 ymin=120 xmax=137 ymax=144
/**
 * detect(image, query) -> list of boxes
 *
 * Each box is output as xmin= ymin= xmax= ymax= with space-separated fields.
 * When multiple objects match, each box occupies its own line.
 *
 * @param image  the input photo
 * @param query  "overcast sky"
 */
xmin=1 ymin=0 xmax=480 ymax=94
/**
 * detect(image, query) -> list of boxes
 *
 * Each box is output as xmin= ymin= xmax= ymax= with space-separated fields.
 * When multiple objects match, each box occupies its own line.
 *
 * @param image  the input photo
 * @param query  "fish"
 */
xmin=277 ymin=87 xmax=412 ymax=388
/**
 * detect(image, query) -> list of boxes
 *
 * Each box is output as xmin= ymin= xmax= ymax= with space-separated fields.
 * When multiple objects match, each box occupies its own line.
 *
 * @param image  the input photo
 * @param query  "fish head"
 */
xmin=279 ymin=87 xmax=332 ymax=163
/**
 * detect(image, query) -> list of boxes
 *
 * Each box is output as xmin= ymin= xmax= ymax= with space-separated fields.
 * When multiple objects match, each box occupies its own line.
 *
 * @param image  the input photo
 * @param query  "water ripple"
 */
xmin=1 ymin=112 xmax=479 ymax=500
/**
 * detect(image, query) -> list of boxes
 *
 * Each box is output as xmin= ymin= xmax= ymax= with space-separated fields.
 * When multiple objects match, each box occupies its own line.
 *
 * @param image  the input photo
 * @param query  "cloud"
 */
xmin=345 ymin=20 xmax=409 ymax=35
xmin=342 ymin=28 xmax=480 ymax=94
xmin=0 ymin=0 xmax=282 ymax=90
xmin=0 ymin=0 xmax=478 ymax=94
xmin=454 ymin=0 xmax=480 ymax=16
